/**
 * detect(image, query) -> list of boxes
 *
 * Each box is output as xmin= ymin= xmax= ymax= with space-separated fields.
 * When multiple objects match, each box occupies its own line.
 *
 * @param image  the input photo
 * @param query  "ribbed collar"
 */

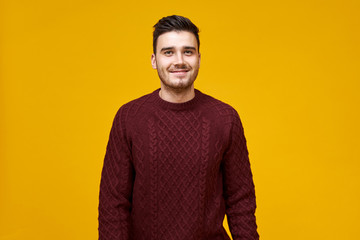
xmin=150 ymin=88 xmax=203 ymax=111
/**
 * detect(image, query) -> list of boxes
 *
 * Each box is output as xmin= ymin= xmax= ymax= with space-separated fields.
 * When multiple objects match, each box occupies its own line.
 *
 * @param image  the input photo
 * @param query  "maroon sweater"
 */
xmin=99 ymin=89 xmax=259 ymax=240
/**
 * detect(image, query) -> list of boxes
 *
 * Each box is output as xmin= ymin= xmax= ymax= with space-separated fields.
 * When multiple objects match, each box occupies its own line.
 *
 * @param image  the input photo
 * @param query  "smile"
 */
xmin=170 ymin=71 xmax=188 ymax=76
xmin=170 ymin=70 xmax=189 ymax=73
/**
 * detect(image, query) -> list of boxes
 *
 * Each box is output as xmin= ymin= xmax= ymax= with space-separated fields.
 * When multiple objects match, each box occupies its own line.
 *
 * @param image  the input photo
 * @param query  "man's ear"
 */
xmin=198 ymin=52 xmax=201 ymax=68
xmin=151 ymin=54 xmax=157 ymax=69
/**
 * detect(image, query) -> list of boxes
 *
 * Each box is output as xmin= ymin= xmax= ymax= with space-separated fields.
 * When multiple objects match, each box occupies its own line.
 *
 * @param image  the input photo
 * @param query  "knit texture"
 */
xmin=98 ymin=89 xmax=259 ymax=240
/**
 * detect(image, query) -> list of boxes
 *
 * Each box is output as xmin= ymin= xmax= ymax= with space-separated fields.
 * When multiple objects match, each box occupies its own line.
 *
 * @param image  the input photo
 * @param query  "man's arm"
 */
xmin=223 ymin=110 xmax=259 ymax=240
xmin=98 ymin=107 xmax=134 ymax=240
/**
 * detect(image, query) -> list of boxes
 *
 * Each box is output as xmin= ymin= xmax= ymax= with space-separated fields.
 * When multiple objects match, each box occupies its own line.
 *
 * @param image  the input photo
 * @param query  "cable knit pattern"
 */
xmin=99 ymin=89 xmax=259 ymax=240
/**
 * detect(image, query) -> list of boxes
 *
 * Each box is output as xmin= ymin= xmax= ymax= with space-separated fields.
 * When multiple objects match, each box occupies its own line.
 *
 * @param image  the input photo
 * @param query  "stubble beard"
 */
xmin=158 ymin=68 xmax=199 ymax=93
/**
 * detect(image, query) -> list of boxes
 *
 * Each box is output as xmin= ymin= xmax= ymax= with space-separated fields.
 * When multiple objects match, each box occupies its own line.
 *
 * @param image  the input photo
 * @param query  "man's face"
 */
xmin=151 ymin=31 xmax=200 ymax=91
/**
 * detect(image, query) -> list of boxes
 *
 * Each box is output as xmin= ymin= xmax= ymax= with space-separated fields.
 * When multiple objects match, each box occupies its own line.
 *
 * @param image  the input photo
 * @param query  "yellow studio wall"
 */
xmin=1 ymin=0 xmax=359 ymax=239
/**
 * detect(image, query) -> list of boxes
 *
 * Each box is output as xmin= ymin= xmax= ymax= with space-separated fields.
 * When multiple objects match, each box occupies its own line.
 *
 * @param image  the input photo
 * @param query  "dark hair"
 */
xmin=153 ymin=15 xmax=200 ymax=54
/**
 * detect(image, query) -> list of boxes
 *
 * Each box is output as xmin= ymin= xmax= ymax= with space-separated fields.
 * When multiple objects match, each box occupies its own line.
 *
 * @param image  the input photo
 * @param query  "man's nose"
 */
xmin=174 ymin=52 xmax=185 ymax=65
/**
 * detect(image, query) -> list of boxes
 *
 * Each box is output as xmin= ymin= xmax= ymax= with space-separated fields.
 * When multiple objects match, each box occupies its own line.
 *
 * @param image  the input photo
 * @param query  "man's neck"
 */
xmin=159 ymin=85 xmax=195 ymax=103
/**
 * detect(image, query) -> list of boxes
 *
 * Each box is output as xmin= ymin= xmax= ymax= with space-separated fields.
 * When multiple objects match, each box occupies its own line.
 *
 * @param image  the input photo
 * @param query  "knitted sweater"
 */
xmin=98 ymin=89 xmax=259 ymax=240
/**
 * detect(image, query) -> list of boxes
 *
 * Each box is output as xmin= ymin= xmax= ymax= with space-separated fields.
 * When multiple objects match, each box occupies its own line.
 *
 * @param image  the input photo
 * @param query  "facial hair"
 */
xmin=158 ymin=63 xmax=199 ymax=91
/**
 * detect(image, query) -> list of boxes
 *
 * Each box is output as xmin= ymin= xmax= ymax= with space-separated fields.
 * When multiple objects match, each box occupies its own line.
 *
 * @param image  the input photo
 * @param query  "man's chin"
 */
xmin=161 ymin=79 xmax=195 ymax=91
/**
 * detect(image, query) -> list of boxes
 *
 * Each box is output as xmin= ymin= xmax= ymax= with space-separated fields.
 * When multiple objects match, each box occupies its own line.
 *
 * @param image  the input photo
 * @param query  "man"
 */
xmin=98 ymin=15 xmax=259 ymax=240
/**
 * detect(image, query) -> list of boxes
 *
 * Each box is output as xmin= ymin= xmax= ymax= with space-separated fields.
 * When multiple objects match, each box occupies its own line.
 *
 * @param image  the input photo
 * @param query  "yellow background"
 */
xmin=1 ymin=0 xmax=359 ymax=239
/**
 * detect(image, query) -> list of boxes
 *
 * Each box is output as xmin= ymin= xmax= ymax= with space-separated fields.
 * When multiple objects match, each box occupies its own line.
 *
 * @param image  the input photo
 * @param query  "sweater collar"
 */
xmin=151 ymin=88 xmax=203 ymax=111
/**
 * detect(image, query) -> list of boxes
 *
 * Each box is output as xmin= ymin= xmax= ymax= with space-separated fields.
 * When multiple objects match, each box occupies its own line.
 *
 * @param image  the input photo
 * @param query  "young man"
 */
xmin=98 ymin=15 xmax=259 ymax=240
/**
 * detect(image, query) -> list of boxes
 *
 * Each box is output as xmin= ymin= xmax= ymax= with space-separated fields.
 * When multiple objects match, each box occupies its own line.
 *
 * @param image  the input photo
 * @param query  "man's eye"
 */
xmin=164 ymin=51 xmax=173 ymax=55
xmin=184 ymin=51 xmax=193 ymax=55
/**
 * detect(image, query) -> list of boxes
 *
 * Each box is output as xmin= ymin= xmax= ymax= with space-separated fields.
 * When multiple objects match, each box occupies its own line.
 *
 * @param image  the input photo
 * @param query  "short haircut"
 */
xmin=153 ymin=15 xmax=200 ymax=54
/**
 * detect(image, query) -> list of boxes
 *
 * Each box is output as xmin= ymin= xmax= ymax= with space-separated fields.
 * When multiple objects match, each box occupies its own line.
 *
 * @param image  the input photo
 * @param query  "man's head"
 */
xmin=153 ymin=15 xmax=200 ymax=55
xmin=151 ymin=16 xmax=201 ymax=92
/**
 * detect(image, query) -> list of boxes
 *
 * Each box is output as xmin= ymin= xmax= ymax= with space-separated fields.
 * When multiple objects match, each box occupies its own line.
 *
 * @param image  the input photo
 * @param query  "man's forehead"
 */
xmin=157 ymin=31 xmax=198 ymax=50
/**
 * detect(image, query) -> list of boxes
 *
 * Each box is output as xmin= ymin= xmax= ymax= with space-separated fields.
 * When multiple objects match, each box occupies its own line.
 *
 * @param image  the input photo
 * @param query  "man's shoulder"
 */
xmin=121 ymin=89 xmax=159 ymax=109
xmin=122 ymin=91 xmax=154 ymax=108
xmin=113 ymin=89 xmax=158 ymax=120
xmin=199 ymin=91 xmax=239 ymax=118
xmin=199 ymin=91 xmax=244 ymax=133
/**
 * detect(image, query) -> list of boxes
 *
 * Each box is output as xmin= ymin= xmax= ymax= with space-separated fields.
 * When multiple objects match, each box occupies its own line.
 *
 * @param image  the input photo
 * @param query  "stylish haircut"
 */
xmin=153 ymin=15 xmax=200 ymax=54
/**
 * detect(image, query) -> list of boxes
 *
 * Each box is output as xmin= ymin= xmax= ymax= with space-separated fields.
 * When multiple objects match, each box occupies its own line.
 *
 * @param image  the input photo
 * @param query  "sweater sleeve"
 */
xmin=98 ymin=107 xmax=134 ymax=240
xmin=223 ymin=110 xmax=259 ymax=240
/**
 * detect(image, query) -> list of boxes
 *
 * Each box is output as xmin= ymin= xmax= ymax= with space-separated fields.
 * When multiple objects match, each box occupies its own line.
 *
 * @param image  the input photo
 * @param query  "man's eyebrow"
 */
xmin=184 ymin=46 xmax=197 ymax=50
xmin=160 ymin=47 xmax=174 ymax=52
xmin=160 ymin=46 xmax=197 ymax=52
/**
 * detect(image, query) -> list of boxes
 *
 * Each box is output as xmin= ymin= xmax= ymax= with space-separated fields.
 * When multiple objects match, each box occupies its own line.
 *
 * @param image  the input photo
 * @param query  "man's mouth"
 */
xmin=170 ymin=70 xmax=188 ymax=76
xmin=169 ymin=69 xmax=189 ymax=74
xmin=170 ymin=69 xmax=189 ymax=73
